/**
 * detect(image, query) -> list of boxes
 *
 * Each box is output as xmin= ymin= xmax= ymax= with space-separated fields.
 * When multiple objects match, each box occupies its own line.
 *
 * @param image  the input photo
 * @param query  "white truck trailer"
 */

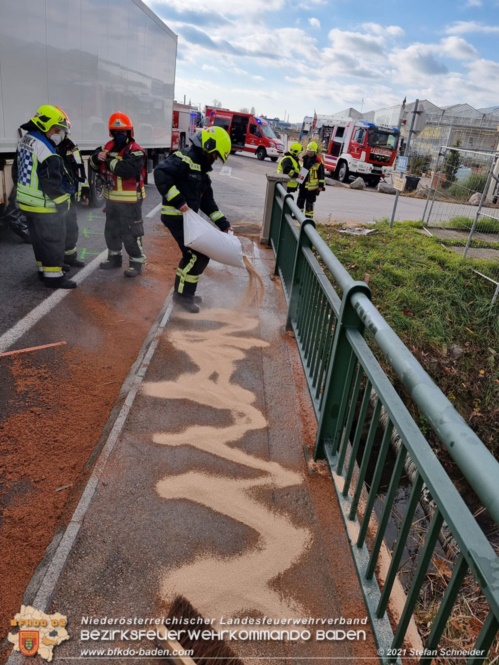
xmin=0 ymin=0 xmax=177 ymax=209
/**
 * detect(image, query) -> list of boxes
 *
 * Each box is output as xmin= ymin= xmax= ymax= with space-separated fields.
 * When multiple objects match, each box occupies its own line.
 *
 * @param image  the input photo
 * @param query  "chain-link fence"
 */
xmin=417 ymin=145 xmax=499 ymax=297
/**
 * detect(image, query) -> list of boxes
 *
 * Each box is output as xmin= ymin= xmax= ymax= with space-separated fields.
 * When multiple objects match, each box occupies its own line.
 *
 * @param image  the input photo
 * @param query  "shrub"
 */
xmin=447 ymin=173 xmax=488 ymax=201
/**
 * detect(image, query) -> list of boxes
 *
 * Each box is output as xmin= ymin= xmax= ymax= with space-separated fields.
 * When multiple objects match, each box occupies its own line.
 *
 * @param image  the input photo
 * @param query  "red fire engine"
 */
xmin=204 ymin=107 xmax=284 ymax=162
xmin=322 ymin=118 xmax=400 ymax=187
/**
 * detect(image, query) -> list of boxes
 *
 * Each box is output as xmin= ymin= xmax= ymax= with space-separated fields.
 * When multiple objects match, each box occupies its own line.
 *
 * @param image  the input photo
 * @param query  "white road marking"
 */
xmin=4 ymin=296 xmax=175 ymax=646
xmin=218 ymin=165 xmax=245 ymax=181
xmin=0 ymin=250 xmax=107 ymax=355
xmin=146 ymin=202 xmax=162 ymax=218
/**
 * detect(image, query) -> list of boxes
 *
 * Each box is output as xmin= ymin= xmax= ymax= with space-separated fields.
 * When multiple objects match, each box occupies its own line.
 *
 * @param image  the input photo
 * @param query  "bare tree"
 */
xmin=250 ymin=106 xmax=256 ymax=115
xmin=239 ymin=107 xmax=249 ymax=113
xmin=212 ymin=99 xmax=223 ymax=108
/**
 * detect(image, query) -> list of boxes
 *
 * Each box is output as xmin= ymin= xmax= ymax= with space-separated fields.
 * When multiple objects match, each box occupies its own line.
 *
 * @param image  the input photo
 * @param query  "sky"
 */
xmin=143 ymin=0 xmax=499 ymax=124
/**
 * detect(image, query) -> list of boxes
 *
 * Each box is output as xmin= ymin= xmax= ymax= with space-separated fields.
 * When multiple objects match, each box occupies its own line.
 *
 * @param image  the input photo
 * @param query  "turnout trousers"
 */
xmin=104 ymin=200 xmax=146 ymax=264
xmin=161 ymin=214 xmax=209 ymax=297
xmin=25 ymin=209 xmax=66 ymax=280
xmin=297 ymin=188 xmax=318 ymax=219
xmin=64 ymin=199 xmax=79 ymax=261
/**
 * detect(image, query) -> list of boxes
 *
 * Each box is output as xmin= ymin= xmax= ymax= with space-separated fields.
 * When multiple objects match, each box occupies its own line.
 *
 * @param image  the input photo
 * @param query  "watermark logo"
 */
xmin=19 ymin=631 xmax=39 ymax=657
xmin=8 ymin=605 xmax=69 ymax=661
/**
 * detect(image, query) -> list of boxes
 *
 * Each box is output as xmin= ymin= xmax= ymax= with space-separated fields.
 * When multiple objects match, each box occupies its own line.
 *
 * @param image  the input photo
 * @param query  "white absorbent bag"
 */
xmin=183 ymin=209 xmax=244 ymax=268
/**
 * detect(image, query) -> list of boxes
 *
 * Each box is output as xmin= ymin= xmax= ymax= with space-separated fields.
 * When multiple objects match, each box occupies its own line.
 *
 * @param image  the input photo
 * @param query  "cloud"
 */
xmin=309 ymin=17 xmax=321 ymax=28
xmin=150 ymin=4 xmax=231 ymax=27
xmin=320 ymin=48 xmax=386 ymax=78
xmin=440 ymin=36 xmax=478 ymax=59
xmin=148 ymin=0 xmax=285 ymax=16
xmin=178 ymin=25 xmax=281 ymax=59
xmin=361 ymin=23 xmax=405 ymax=37
xmin=392 ymin=44 xmax=449 ymax=77
xmin=300 ymin=0 xmax=328 ymax=6
xmin=445 ymin=21 xmax=499 ymax=35
xmin=465 ymin=0 xmax=482 ymax=6
xmin=236 ymin=27 xmax=321 ymax=64
xmin=327 ymin=28 xmax=386 ymax=56
xmin=467 ymin=58 xmax=499 ymax=81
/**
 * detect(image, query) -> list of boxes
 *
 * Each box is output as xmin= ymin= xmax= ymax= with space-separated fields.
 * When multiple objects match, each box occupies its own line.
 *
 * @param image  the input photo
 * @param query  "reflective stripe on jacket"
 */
xmin=277 ymin=153 xmax=301 ymax=190
xmin=96 ymin=140 xmax=146 ymax=203
xmin=301 ymin=155 xmax=325 ymax=191
xmin=59 ymin=139 xmax=87 ymax=201
xmin=154 ymin=146 xmax=229 ymax=231
xmin=16 ymin=131 xmax=70 ymax=214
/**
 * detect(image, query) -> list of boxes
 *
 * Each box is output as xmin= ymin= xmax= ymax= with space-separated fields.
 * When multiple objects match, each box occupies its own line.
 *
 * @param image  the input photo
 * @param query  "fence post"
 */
xmin=261 ymin=174 xmax=289 ymax=245
xmin=285 ymin=218 xmax=315 ymax=331
xmin=314 ymin=281 xmax=371 ymax=461
xmin=423 ymin=148 xmax=445 ymax=227
xmin=463 ymin=155 xmax=496 ymax=257
xmin=274 ymin=191 xmax=295 ymax=277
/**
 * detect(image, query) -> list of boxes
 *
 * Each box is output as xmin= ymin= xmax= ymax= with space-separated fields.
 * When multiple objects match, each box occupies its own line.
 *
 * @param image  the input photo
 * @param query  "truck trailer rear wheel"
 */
xmin=88 ymin=170 xmax=106 ymax=208
xmin=256 ymin=147 xmax=267 ymax=161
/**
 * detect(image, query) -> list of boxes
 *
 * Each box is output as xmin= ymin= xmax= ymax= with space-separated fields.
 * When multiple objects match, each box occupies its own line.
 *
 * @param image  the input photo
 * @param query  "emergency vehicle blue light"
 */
xmin=256 ymin=117 xmax=262 ymax=124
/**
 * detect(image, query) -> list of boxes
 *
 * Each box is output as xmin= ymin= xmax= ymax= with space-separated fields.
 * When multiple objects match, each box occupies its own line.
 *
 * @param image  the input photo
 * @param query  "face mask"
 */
xmin=50 ymin=132 xmax=63 ymax=146
xmin=113 ymin=132 xmax=128 ymax=147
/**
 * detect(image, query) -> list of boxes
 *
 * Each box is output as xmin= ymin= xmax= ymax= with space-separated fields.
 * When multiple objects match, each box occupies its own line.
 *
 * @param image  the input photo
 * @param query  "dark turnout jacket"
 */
xmin=153 ymin=144 xmax=229 ymax=231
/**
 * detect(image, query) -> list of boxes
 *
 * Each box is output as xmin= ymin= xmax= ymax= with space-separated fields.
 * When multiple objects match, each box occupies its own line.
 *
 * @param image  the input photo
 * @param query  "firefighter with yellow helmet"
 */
xmin=297 ymin=141 xmax=325 ymax=219
xmin=90 ymin=112 xmax=146 ymax=277
xmin=153 ymin=126 xmax=231 ymax=313
xmin=15 ymin=104 xmax=76 ymax=288
xmin=276 ymin=141 xmax=303 ymax=195
xmin=54 ymin=106 xmax=88 ymax=269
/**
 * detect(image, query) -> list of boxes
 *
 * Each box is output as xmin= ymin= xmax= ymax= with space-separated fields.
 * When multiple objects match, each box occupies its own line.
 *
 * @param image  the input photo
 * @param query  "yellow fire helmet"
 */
xmin=289 ymin=142 xmax=303 ymax=156
xmin=31 ymin=105 xmax=70 ymax=133
xmin=192 ymin=127 xmax=232 ymax=163
xmin=306 ymin=141 xmax=319 ymax=154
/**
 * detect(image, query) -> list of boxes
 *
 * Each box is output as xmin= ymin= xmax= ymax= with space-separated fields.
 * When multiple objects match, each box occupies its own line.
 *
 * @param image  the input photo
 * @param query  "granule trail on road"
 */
xmin=242 ymin=255 xmax=265 ymax=309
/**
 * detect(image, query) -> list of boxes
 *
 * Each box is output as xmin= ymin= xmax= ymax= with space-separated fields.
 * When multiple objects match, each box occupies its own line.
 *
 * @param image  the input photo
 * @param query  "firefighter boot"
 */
xmin=44 ymin=276 xmax=77 ymax=289
xmin=100 ymin=254 xmax=122 ymax=270
xmin=65 ymin=252 xmax=85 ymax=268
xmin=173 ymin=292 xmax=200 ymax=314
xmin=124 ymin=261 xmax=143 ymax=278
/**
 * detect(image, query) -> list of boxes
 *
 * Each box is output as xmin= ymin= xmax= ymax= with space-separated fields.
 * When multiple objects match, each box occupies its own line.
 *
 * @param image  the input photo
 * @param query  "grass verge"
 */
xmin=317 ymin=220 xmax=499 ymax=455
xmin=317 ymin=220 xmax=499 ymax=662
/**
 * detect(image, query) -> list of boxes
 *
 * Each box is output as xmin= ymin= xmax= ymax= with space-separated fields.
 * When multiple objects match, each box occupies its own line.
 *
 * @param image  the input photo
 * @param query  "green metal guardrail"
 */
xmin=268 ymin=181 xmax=499 ymax=664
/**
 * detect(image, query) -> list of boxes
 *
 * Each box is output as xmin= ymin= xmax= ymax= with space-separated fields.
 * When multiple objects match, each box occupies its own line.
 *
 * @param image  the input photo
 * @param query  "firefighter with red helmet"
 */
xmin=153 ymin=126 xmax=231 ymax=313
xmin=90 ymin=112 xmax=146 ymax=277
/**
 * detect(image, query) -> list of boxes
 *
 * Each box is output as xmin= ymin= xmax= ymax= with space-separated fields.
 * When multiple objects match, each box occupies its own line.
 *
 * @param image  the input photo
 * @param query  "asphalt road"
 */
xmin=0 ymin=152 xmax=476 ymax=341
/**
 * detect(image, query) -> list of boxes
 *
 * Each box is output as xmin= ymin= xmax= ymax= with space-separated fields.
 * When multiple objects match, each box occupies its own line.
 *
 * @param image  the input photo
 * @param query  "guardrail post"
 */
xmin=274 ymin=191 xmax=295 ymax=276
xmin=285 ymin=218 xmax=316 ymax=330
xmin=261 ymin=174 xmax=289 ymax=245
xmin=314 ymin=282 xmax=371 ymax=461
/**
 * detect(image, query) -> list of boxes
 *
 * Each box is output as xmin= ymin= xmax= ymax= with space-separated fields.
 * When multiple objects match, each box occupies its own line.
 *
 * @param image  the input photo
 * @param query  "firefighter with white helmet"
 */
xmin=90 ymin=112 xmax=147 ymax=277
xmin=276 ymin=141 xmax=303 ymax=195
xmin=15 ymin=104 xmax=76 ymax=288
xmin=154 ymin=126 xmax=232 ymax=313
xmin=297 ymin=141 xmax=325 ymax=220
